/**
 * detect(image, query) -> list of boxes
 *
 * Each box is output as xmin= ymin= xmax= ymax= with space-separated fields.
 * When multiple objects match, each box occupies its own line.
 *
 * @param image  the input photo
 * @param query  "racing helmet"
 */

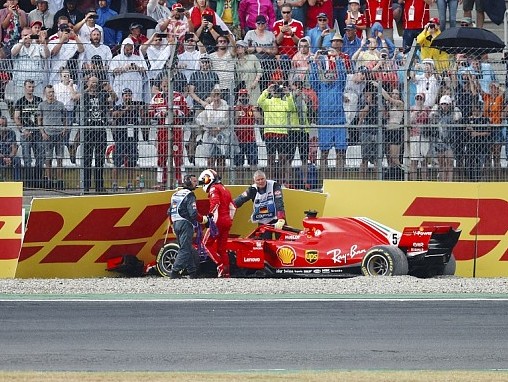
xmin=198 ymin=169 xmax=217 ymax=193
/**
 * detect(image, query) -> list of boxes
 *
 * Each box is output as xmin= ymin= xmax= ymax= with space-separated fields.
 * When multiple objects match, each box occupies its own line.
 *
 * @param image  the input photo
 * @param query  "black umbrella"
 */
xmin=104 ymin=13 xmax=158 ymax=31
xmin=430 ymin=26 xmax=505 ymax=55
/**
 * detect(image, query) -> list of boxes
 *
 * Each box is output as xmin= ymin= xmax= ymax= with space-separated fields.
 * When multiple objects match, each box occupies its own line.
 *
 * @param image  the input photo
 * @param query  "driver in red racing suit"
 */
xmin=149 ymin=80 xmax=190 ymax=189
xmin=198 ymin=169 xmax=236 ymax=278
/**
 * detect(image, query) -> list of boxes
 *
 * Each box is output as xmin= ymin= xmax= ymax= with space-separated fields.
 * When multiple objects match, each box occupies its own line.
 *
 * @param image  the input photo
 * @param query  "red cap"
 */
xmin=172 ymin=3 xmax=184 ymax=11
xmin=238 ymin=89 xmax=249 ymax=95
xmin=30 ymin=20 xmax=42 ymax=27
xmin=430 ymin=17 xmax=439 ymax=24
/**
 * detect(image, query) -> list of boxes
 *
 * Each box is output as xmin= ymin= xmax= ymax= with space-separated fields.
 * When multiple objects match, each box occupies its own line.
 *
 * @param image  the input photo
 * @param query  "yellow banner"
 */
xmin=17 ymin=187 xmax=327 ymax=278
xmin=323 ymin=180 xmax=508 ymax=277
xmin=0 ymin=182 xmax=23 ymax=278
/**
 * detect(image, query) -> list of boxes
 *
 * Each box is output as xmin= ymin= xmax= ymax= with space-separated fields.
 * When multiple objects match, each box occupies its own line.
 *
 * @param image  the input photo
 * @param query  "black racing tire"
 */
xmin=441 ymin=253 xmax=456 ymax=276
xmin=361 ymin=245 xmax=409 ymax=276
xmin=156 ymin=243 xmax=179 ymax=277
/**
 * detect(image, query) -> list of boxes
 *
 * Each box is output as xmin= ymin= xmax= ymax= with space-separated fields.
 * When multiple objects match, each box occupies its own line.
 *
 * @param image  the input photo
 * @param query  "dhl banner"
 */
xmin=323 ymin=180 xmax=508 ymax=277
xmin=0 ymin=182 xmax=23 ymax=278
xmin=16 ymin=187 xmax=327 ymax=278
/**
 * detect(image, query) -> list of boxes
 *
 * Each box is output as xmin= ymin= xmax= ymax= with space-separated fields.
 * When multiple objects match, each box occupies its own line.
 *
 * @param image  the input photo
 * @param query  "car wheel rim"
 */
xmin=160 ymin=249 xmax=178 ymax=274
xmin=366 ymin=254 xmax=389 ymax=276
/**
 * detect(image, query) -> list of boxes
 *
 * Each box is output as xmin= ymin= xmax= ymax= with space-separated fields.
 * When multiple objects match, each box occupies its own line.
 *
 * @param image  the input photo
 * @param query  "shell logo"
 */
xmin=277 ymin=245 xmax=296 ymax=266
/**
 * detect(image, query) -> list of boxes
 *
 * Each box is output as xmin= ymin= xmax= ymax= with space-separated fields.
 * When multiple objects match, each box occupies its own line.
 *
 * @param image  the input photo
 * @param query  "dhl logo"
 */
xmin=19 ymin=198 xmax=211 ymax=265
xmin=403 ymin=197 xmax=508 ymax=261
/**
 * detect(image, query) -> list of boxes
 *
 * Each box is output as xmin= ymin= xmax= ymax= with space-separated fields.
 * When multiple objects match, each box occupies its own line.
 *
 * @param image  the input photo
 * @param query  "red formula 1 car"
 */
xmin=153 ymin=210 xmax=461 ymax=278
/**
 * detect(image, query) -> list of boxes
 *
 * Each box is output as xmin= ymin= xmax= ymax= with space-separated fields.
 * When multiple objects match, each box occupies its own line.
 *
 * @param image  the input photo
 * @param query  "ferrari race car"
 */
xmin=153 ymin=211 xmax=461 ymax=278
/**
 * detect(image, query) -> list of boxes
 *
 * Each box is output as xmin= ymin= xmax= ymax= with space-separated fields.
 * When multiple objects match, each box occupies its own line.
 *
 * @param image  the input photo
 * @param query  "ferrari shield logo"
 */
xmin=305 ymin=250 xmax=318 ymax=264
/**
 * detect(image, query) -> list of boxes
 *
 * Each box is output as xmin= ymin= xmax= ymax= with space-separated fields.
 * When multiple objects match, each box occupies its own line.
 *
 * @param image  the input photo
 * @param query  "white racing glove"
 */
xmin=274 ymin=219 xmax=285 ymax=230
xmin=202 ymin=215 xmax=208 ymax=225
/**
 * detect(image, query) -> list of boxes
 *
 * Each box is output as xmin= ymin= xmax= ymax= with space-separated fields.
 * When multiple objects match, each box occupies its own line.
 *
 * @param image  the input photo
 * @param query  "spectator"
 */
xmin=482 ymin=81 xmax=504 ymax=180
xmin=341 ymin=24 xmax=361 ymax=60
xmin=147 ymin=0 xmax=172 ymax=37
xmin=469 ymin=56 xmax=496 ymax=96
xmin=96 ymin=0 xmax=122 ymax=49
xmin=238 ymin=0 xmax=276 ymax=34
xmin=464 ymin=100 xmax=491 ymax=181
xmin=356 ymin=82 xmax=380 ymax=179
xmin=345 ymin=0 xmax=366 ymax=38
xmin=0 ymin=0 xmax=29 ymax=58
xmin=177 ymin=33 xmax=201 ymax=82
xmin=428 ymin=94 xmax=462 ymax=182
xmin=409 ymin=93 xmax=431 ymax=180
xmin=416 ymin=18 xmax=450 ymax=73
xmin=47 ymin=20 xmax=84 ymax=85
xmin=235 ymin=40 xmax=262 ymax=105
xmin=168 ymin=174 xmax=207 ymax=279
xmin=73 ymin=8 xmax=103 ymax=43
xmin=82 ymin=75 xmax=117 ymax=193
xmin=28 ymin=0 xmax=54 ymax=31
xmin=273 ymin=3 xmax=304 ymax=59
xmin=80 ymin=28 xmax=113 ymax=70
xmin=369 ymin=49 xmax=398 ymax=91
xmin=369 ymin=22 xmax=394 ymax=58
xmin=257 ymin=83 xmax=295 ymax=183
xmin=233 ymin=88 xmax=262 ymax=182
xmin=10 ymin=26 xmax=49 ymax=101
xmin=364 ymin=0 xmax=393 ymax=41
xmin=198 ymin=168 xmax=236 ymax=278
xmin=307 ymin=0 xmax=333 ymax=31
xmin=149 ymin=78 xmax=190 ymax=189
xmin=309 ymin=51 xmax=347 ymax=180
xmin=463 ymin=0 xmax=484 ymax=28
xmin=188 ymin=54 xmax=220 ymax=163
xmin=233 ymin=169 xmax=287 ymax=234
xmin=209 ymin=33 xmax=237 ymax=103
xmin=109 ymin=38 xmax=148 ymax=104
xmin=414 ymin=58 xmax=440 ymax=108
xmin=52 ymin=0 xmax=84 ymax=35
xmin=379 ymin=84 xmax=404 ymax=174
xmin=401 ymin=0 xmax=433 ymax=53
xmin=141 ymin=32 xmax=175 ymax=84
xmin=291 ymin=37 xmax=312 ymax=82
xmin=194 ymin=8 xmax=224 ymax=53
xmin=53 ymin=67 xmax=79 ymax=165
xmin=188 ymin=0 xmax=230 ymax=36
xmin=111 ymin=88 xmax=145 ymax=192
xmin=127 ymin=23 xmax=149 ymax=55
xmin=14 ymin=79 xmax=44 ymax=188
xmin=38 ymin=84 xmax=66 ymax=189
xmin=436 ymin=0 xmax=458 ymax=30
xmin=196 ymin=86 xmax=235 ymax=170
xmin=330 ymin=32 xmax=352 ymax=71
xmin=158 ymin=3 xmax=189 ymax=43
xmin=0 ymin=116 xmax=21 ymax=181
xmin=276 ymin=0 xmax=307 ymax=30
xmin=288 ymin=79 xmax=311 ymax=189
xmin=306 ymin=13 xmax=333 ymax=54
xmin=244 ymin=15 xmax=278 ymax=90
xmin=351 ymin=36 xmax=380 ymax=67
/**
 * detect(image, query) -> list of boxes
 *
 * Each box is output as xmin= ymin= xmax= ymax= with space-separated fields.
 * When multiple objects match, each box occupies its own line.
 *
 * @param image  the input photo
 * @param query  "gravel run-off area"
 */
xmin=1 ymin=276 xmax=508 ymax=296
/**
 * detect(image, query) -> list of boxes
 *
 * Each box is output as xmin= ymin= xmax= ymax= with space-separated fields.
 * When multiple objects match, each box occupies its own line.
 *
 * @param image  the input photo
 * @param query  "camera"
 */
xmin=156 ymin=33 xmax=168 ymax=38
xmin=283 ymin=20 xmax=288 ymax=25
xmin=428 ymin=23 xmax=435 ymax=29
xmin=176 ymin=8 xmax=185 ymax=12
xmin=29 ymin=34 xmax=39 ymax=40
xmin=89 ymin=14 xmax=98 ymax=19
xmin=381 ymin=53 xmax=388 ymax=59
xmin=203 ymin=14 xmax=213 ymax=23
xmin=184 ymin=32 xmax=194 ymax=41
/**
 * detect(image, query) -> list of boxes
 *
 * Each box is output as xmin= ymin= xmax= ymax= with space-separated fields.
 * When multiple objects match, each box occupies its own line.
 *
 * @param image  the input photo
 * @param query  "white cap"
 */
xmin=439 ymin=95 xmax=453 ymax=104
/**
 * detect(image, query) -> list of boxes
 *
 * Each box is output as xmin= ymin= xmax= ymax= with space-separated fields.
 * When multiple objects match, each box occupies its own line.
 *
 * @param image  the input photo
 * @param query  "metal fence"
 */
xmin=0 ymin=42 xmax=507 ymax=194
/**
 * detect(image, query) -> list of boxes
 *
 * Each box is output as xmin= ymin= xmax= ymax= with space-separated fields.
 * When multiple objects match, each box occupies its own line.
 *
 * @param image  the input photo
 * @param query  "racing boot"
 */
xmin=170 ymin=270 xmax=182 ymax=279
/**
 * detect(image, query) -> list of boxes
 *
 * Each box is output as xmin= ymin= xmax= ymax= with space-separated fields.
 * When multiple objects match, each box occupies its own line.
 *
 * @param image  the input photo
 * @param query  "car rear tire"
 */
xmin=441 ymin=253 xmax=456 ymax=276
xmin=156 ymin=243 xmax=179 ymax=277
xmin=361 ymin=245 xmax=409 ymax=276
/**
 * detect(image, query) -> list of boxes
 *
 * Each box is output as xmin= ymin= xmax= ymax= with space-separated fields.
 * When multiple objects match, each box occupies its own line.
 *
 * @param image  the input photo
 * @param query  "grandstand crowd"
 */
xmin=0 ymin=0 xmax=506 ymax=192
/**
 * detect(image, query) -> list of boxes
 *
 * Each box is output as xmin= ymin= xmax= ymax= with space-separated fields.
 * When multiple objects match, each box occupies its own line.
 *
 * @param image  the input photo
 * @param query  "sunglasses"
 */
xmin=256 ymin=21 xmax=266 ymax=24
xmin=318 ymin=18 xmax=327 ymax=21
xmin=281 ymin=11 xmax=291 ymax=14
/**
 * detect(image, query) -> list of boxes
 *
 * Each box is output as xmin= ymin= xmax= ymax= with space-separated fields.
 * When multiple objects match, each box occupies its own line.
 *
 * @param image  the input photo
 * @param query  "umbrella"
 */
xmin=104 ymin=13 xmax=158 ymax=31
xmin=430 ymin=26 xmax=505 ymax=55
